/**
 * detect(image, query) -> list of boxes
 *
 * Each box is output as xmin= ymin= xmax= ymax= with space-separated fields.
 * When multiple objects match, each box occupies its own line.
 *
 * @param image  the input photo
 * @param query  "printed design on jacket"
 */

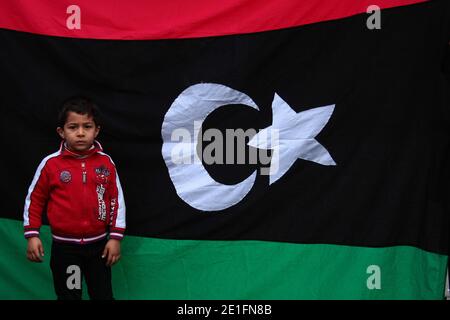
xmin=95 ymin=165 xmax=110 ymax=184
xmin=60 ymin=170 xmax=72 ymax=183
xmin=96 ymin=184 xmax=107 ymax=221
xmin=110 ymin=198 xmax=117 ymax=226
xmin=94 ymin=165 xmax=110 ymax=221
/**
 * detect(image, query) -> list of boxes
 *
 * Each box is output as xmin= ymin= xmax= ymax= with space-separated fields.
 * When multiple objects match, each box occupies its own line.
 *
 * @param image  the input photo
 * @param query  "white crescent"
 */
xmin=161 ymin=83 xmax=259 ymax=211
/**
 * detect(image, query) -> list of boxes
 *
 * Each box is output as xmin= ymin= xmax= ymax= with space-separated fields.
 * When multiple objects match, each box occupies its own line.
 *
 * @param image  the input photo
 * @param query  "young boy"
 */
xmin=23 ymin=97 xmax=126 ymax=300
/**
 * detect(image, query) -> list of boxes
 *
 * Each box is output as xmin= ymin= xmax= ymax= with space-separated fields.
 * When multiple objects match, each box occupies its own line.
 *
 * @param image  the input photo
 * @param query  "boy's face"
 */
xmin=57 ymin=111 xmax=100 ymax=152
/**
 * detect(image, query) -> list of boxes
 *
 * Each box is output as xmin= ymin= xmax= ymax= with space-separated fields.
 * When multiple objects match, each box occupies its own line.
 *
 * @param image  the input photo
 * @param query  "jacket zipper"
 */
xmin=81 ymin=161 xmax=86 ymax=244
xmin=81 ymin=161 xmax=87 ymax=184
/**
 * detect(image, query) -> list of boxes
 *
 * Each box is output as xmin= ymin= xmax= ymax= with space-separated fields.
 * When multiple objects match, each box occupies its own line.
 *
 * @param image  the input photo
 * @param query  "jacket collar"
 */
xmin=59 ymin=140 xmax=103 ymax=159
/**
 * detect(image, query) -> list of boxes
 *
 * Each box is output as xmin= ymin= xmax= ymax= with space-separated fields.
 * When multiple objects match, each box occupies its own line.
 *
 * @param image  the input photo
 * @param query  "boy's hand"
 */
xmin=26 ymin=237 xmax=44 ymax=262
xmin=102 ymin=239 xmax=121 ymax=266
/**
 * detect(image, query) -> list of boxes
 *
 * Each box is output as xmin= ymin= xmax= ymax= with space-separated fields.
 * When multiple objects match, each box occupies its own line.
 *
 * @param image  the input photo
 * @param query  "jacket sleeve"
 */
xmin=108 ymin=163 xmax=126 ymax=240
xmin=23 ymin=161 xmax=50 ymax=239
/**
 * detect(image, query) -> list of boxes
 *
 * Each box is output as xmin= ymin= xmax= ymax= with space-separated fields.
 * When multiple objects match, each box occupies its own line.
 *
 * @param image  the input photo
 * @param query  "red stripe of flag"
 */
xmin=0 ymin=0 xmax=428 ymax=40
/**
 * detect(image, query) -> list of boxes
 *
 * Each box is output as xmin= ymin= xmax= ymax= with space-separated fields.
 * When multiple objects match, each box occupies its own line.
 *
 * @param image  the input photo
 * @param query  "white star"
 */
xmin=248 ymin=93 xmax=336 ymax=185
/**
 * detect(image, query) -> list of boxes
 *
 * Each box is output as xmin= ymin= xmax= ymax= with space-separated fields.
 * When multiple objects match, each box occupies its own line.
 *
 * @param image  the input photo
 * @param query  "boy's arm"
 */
xmin=23 ymin=163 xmax=50 ymax=239
xmin=108 ymin=164 xmax=126 ymax=240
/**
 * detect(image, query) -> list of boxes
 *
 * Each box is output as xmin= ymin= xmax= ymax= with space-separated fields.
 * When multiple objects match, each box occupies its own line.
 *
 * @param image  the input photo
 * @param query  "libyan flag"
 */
xmin=0 ymin=0 xmax=449 ymax=299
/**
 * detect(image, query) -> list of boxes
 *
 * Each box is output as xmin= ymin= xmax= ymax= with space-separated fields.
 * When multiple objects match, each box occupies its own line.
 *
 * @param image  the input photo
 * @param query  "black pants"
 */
xmin=50 ymin=238 xmax=113 ymax=300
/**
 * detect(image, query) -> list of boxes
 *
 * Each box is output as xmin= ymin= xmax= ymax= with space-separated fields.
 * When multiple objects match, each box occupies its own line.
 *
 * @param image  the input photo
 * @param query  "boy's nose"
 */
xmin=76 ymin=128 xmax=85 ymax=136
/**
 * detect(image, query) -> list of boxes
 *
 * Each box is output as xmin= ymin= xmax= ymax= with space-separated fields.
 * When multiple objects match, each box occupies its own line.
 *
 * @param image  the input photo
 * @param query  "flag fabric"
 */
xmin=0 ymin=0 xmax=449 ymax=299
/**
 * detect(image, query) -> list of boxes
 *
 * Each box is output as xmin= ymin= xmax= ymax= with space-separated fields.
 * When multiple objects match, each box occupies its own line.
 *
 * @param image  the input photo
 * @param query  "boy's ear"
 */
xmin=56 ymin=127 xmax=65 ymax=139
xmin=94 ymin=125 xmax=100 ymax=138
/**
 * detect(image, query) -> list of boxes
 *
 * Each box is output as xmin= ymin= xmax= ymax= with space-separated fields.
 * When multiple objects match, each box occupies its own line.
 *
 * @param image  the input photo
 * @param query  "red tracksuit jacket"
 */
xmin=23 ymin=141 xmax=126 ymax=244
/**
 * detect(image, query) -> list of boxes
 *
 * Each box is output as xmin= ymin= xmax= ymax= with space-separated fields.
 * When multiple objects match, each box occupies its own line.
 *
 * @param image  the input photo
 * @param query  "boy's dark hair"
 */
xmin=58 ymin=97 xmax=101 ymax=127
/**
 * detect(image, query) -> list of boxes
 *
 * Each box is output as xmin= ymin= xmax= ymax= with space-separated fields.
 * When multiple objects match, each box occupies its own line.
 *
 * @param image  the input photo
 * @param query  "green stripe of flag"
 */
xmin=0 ymin=218 xmax=447 ymax=299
